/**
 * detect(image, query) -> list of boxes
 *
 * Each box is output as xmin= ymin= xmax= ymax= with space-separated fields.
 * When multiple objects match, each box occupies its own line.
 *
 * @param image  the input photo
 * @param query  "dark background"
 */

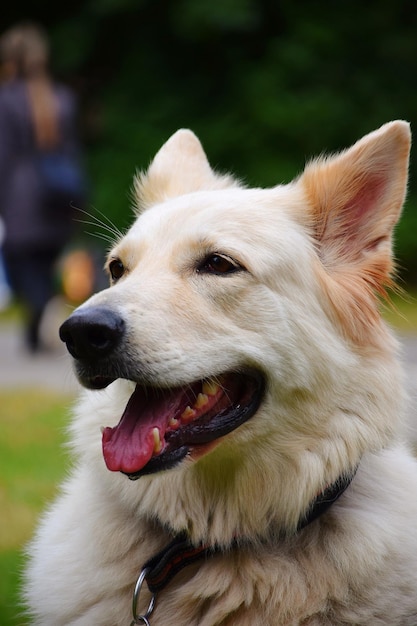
xmin=2 ymin=0 xmax=417 ymax=283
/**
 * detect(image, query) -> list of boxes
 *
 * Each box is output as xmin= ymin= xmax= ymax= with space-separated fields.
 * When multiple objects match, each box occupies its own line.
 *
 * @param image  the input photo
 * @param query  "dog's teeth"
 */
xmin=181 ymin=406 xmax=196 ymax=422
xmin=195 ymin=393 xmax=209 ymax=409
xmin=152 ymin=427 xmax=162 ymax=454
xmin=168 ymin=417 xmax=179 ymax=428
xmin=202 ymin=380 xmax=220 ymax=396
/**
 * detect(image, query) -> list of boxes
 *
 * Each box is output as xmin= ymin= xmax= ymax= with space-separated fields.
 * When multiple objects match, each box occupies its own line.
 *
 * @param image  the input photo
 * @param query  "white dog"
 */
xmin=25 ymin=121 xmax=417 ymax=625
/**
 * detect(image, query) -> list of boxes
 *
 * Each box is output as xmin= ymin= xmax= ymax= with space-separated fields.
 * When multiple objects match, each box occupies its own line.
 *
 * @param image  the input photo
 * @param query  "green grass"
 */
xmin=0 ymin=390 xmax=71 ymax=626
xmin=0 ymin=302 xmax=23 ymax=323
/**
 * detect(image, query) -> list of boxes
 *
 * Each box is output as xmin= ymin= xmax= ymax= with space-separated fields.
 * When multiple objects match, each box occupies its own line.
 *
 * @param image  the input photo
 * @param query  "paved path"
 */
xmin=0 ymin=318 xmax=416 ymax=437
xmin=0 ymin=318 xmax=78 ymax=395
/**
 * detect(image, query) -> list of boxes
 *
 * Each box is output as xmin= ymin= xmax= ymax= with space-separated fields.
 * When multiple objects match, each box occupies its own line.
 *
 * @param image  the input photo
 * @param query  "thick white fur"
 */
xmin=25 ymin=122 xmax=417 ymax=624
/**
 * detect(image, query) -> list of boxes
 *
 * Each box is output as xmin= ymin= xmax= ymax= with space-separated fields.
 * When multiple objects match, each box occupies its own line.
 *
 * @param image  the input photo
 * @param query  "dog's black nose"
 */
xmin=59 ymin=306 xmax=125 ymax=361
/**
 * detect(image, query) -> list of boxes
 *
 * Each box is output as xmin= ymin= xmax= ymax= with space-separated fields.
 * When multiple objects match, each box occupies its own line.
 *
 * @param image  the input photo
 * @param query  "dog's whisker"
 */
xmin=90 ymin=204 xmax=124 ymax=236
xmin=82 ymin=229 xmax=118 ymax=246
xmin=73 ymin=206 xmax=124 ymax=242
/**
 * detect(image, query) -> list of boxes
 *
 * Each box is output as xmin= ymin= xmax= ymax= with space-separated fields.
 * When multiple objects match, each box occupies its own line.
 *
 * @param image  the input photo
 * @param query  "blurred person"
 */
xmin=0 ymin=22 xmax=85 ymax=352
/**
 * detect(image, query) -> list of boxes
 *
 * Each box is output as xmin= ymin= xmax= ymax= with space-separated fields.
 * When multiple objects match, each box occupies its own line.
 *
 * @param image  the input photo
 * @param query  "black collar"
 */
xmin=130 ymin=468 xmax=357 ymax=623
xmin=147 ymin=469 xmax=356 ymax=593
xmin=296 ymin=468 xmax=356 ymax=531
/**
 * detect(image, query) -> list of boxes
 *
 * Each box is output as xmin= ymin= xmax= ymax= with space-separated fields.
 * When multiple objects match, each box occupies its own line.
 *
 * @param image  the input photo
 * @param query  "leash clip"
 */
xmin=130 ymin=567 xmax=156 ymax=626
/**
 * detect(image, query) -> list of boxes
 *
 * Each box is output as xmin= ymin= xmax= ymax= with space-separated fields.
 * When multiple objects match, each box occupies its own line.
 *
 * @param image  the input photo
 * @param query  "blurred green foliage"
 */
xmin=2 ymin=0 xmax=417 ymax=281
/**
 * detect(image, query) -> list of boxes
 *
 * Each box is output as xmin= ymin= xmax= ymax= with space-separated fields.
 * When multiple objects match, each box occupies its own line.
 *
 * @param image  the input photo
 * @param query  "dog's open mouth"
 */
xmin=101 ymin=371 xmax=264 ymax=479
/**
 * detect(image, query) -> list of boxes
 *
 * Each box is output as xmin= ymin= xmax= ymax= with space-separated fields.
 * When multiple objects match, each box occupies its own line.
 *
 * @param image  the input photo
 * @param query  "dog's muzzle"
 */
xmin=59 ymin=305 xmax=265 ymax=478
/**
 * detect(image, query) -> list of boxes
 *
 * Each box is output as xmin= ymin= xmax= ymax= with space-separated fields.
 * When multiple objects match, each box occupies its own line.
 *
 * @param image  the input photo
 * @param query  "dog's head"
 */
xmin=60 ymin=123 xmax=410 ymax=502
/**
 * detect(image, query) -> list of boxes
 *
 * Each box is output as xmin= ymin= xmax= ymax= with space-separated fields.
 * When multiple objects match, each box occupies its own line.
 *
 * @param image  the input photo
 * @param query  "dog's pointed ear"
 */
xmin=300 ymin=121 xmax=411 ymax=342
xmin=133 ymin=129 xmax=236 ymax=210
xmin=302 ymin=121 xmax=410 ymax=268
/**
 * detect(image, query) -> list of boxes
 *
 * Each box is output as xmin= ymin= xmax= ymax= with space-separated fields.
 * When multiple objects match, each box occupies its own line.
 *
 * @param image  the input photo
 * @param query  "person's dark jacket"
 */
xmin=0 ymin=79 xmax=81 ymax=251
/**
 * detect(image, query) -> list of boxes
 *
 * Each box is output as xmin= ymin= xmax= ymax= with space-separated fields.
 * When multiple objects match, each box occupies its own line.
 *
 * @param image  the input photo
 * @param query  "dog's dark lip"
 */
xmin=101 ymin=370 xmax=266 ymax=479
xmin=85 ymin=375 xmax=117 ymax=390
xmin=124 ymin=446 xmax=190 ymax=479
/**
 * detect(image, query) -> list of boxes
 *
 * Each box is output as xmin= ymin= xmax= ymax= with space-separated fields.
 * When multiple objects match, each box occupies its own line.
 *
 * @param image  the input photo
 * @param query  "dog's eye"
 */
xmin=108 ymin=259 xmax=125 ymax=282
xmin=198 ymin=253 xmax=242 ymax=275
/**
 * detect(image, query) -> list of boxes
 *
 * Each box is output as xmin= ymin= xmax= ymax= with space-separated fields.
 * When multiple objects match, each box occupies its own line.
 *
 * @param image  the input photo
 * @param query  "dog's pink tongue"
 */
xmin=102 ymin=385 xmax=182 ymax=474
